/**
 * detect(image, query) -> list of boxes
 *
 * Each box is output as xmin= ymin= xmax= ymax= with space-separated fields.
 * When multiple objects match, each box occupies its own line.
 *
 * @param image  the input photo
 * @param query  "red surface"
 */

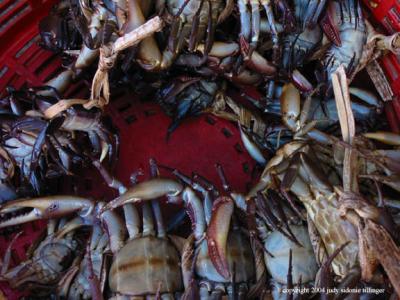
xmin=110 ymin=94 xmax=255 ymax=192
xmin=362 ymin=0 xmax=400 ymax=130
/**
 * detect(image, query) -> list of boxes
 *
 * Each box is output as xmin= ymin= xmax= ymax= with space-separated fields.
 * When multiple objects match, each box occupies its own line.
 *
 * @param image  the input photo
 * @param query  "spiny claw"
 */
xmin=319 ymin=0 xmax=341 ymax=47
xmin=100 ymin=178 xmax=183 ymax=213
xmin=206 ymin=196 xmax=234 ymax=279
xmin=0 ymin=196 xmax=94 ymax=228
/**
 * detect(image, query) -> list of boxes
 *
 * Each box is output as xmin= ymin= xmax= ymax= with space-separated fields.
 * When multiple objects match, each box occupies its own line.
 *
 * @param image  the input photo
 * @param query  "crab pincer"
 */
xmin=0 ymin=196 xmax=94 ymax=228
xmin=206 ymin=196 xmax=234 ymax=279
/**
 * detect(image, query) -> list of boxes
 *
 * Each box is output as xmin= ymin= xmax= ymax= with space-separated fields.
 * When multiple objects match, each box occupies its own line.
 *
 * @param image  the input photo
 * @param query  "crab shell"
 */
xmin=264 ymin=225 xmax=318 ymax=284
xmin=109 ymin=236 xmax=183 ymax=296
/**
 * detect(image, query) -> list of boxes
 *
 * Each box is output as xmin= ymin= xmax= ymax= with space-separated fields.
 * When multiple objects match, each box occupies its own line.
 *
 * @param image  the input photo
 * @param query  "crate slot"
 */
xmin=389 ymin=7 xmax=400 ymax=25
xmin=21 ymin=46 xmax=45 ymax=68
xmin=382 ymin=17 xmax=396 ymax=33
xmin=221 ymin=127 xmax=233 ymax=138
xmin=0 ymin=0 xmax=21 ymax=20
xmin=0 ymin=1 xmax=30 ymax=35
xmin=242 ymin=162 xmax=249 ymax=173
xmin=144 ymin=109 xmax=157 ymax=117
xmin=0 ymin=66 xmax=8 ymax=79
xmin=125 ymin=115 xmax=137 ymax=124
xmin=14 ymin=35 xmax=39 ymax=59
xmin=205 ymin=115 xmax=216 ymax=125
xmin=234 ymin=143 xmax=243 ymax=154
xmin=6 ymin=73 xmax=21 ymax=88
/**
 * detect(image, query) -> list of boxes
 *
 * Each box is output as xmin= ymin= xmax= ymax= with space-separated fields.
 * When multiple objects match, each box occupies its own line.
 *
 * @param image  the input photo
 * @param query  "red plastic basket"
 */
xmin=1 ymin=1 xmax=400 ymax=298
xmin=0 ymin=1 xmax=257 ymax=299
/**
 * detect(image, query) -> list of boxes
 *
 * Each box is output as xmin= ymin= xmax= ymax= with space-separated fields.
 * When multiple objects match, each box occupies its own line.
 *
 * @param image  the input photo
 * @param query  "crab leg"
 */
xmin=255 ymin=192 xmax=301 ymax=246
xmin=86 ymin=240 xmax=104 ymax=300
xmin=150 ymin=158 xmax=166 ymax=238
xmin=363 ymin=131 xmax=400 ymax=146
xmin=142 ymin=202 xmax=156 ymax=237
xmin=0 ymin=232 xmax=22 ymax=275
xmin=100 ymin=178 xmax=184 ymax=212
xmin=359 ymin=174 xmax=400 ymax=193
xmin=239 ymin=0 xmax=279 ymax=62
xmin=124 ymin=0 xmax=173 ymax=71
xmin=188 ymin=0 xmax=205 ymax=52
xmin=304 ymin=0 xmax=328 ymax=29
xmin=238 ymin=124 xmax=267 ymax=165
xmin=238 ymin=0 xmax=252 ymax=45
xmin=318 ymin=242 xmax=350 ymax=296
xmin=93 ymin=162 xmax=142 ymax=240
xmin=123 ymin=203 xmax=141 ymax=239
xmin=100 ymin=208 xmax=126 ymax=254
xmin=202 ymin=0 xmax=219 ymax=58
xmin=79 ymin=162 xmax=128 ymax=251
xmin=250 ymin=0 xmax=261 ymax=54
xmin=348 ymin=87 xmax=381 ymax=107
xmin=173 ymin=169 xmax=214 ymax=225
xmin=57 ymin=263 xmax=80 ymax=298
xmin=54 ymin=216 xmax=88 ymax=238
xmin=43 ymin=70 xmax=74 ymax=95
xmin=261 ymin=0 xmax=279 ymax=62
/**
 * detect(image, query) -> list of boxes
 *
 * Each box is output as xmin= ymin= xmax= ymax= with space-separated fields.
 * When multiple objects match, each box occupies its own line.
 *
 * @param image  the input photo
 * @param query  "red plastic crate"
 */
xmin=1 ymin=0 xmax=400 ymax=298
xmin=0 ymin=1 xmax=257 ymax=299
xmin=362 ymin=0 xmax=400 ymax=132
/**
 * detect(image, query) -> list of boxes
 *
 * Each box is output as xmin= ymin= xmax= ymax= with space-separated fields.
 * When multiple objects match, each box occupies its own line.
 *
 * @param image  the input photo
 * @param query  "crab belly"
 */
xmin=196 ymin=230 xmax=255 ymax=283
xmin=264 ymin=225 xmax=318 ymax=284
xmin=303 ymin=193 xmax=359 ymax=277
xmin=109 ymin=236 xmax=183 ymax=296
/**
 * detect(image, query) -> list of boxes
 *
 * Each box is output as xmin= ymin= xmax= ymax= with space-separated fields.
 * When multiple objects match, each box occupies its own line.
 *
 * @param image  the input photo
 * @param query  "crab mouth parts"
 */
xmin=0 ymin=207 xmax=39 ymax=228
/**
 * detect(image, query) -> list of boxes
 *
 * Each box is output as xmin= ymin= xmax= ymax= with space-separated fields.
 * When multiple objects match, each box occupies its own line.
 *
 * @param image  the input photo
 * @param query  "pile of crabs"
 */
xmin=1 ymin=0 xmax=400 ymax=299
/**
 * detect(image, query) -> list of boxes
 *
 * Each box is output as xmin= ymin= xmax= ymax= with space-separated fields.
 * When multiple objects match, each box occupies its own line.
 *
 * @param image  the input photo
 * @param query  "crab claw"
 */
xmin=206 ymin=196 xmax=234 ymax=279
xmin=319 ymin=0 xmax=341 ymax=47
xmin=0 ymin=196 xmax=94 ymax=228
xmin=100 ymin=178 xmax=183 ymax=213
xmin=291 ymin=70 xmax=313 ymax=93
